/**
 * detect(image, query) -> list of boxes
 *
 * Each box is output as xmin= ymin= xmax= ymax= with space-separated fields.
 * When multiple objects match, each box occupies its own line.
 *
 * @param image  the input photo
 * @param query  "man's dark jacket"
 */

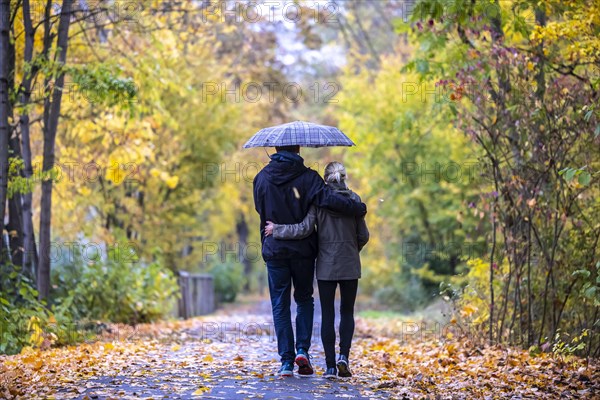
xmin=253 ymin=151 xmax=366 ymax=261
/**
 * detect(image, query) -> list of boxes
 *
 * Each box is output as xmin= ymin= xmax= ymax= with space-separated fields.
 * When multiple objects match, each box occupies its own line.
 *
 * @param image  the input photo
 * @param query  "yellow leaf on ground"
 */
xmin=32 ymin=359 xmax=44 ymax=370
xmin=446 ymin=343 xmax=458 ymax=356
xmin=203 ymin=354 xmax=214 ymax=362
xmin=192 ymin=386 xmax=211 ymax=395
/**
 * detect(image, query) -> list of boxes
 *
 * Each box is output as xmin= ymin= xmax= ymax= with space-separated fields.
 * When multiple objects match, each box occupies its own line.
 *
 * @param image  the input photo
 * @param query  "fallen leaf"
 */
xmin=192 ymin=386 xmax=211 ymax=395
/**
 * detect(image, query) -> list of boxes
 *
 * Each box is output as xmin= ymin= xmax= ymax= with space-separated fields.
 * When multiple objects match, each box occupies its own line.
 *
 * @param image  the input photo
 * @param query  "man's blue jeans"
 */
xmin=267 ymin=258 xmax=315 ymax=364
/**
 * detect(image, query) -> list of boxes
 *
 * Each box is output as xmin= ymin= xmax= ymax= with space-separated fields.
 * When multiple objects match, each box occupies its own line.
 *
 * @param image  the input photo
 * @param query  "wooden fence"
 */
xmin=177 ymin=271 xmax=215 ymax=318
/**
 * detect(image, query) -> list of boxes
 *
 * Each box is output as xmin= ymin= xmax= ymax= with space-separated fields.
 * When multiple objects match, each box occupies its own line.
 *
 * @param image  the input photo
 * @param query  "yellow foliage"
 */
xmin=334 ymin=50 xmax=480 ymax=295
xmin=530 ymin=1 xmax=600 ymax=64
xmin=165 ymin=175 xmax=179 ymax=189
xmin=27 ymin=316 xmax=44 ymax=348
xmin=41 ymin=4 xmax=264 ymax=271
xmin=461 ymin=304 xmax=478 ymax=318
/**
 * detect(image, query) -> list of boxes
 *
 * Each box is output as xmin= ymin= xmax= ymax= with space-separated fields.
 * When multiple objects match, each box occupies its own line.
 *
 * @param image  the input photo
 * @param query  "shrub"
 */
xmin=51 ymin=246 xmax=179 ymax=324
xmin=0 ymin=244 xmax=179 ymax=355
xmin=209 ymin=261 xmax=243 ymax=303
xmin=373 ymin=275 xmax=429 ymax=313
xmin=0 ymin=264 xmax=83 ymax=355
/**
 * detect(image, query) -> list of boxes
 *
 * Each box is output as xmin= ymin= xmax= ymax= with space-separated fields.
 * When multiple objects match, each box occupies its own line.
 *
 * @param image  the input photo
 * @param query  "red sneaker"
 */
xmin=294 ymin=349 xmax=314 ymax=376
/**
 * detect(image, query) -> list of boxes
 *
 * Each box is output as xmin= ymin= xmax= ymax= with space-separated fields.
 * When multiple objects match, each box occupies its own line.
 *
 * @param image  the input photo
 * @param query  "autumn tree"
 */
xmin=409 ymin=0 xmax=599 ymax=352
xmin=1 ymin=0 xmax=141 ymax=300
xmin=0 ymin=0 xmax=9 ymax=266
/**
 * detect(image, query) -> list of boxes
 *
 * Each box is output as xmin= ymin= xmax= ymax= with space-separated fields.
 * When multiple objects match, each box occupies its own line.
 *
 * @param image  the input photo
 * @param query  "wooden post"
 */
xmin=177 ymin=271 xmax=215 ymax=318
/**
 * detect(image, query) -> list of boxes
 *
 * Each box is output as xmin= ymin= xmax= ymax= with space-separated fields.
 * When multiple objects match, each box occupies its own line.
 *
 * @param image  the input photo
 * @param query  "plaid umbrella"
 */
xmin=243 ymin=121 xmax=355 ymax=148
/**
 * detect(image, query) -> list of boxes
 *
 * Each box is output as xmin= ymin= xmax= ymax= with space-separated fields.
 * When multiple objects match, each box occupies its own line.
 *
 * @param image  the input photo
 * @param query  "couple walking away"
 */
xmin=253 ymin=145 xmax=369 ymax=379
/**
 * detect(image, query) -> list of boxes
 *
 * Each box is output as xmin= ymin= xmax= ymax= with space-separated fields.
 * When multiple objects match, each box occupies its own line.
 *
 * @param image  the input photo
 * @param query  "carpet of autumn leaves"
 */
xmin=1 ymin=300 xmax=598 ymax=399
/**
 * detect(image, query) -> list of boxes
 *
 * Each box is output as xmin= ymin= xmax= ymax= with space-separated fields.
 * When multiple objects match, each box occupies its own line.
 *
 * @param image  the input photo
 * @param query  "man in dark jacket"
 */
xmin=253 ymin=145 xmax=366 ymax=377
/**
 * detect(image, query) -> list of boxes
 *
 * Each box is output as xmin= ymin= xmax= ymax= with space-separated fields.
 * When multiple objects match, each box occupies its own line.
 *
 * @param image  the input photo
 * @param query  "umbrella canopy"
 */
xmin=243 ymin=121 xmax=355 ymax=148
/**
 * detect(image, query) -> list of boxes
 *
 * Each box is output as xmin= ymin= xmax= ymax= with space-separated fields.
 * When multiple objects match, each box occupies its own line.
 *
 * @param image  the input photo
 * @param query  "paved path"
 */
xmin=7 ymin=296 xmax=592 ymax=398
xmin=62 ymin=298 xmax=385 ymax=399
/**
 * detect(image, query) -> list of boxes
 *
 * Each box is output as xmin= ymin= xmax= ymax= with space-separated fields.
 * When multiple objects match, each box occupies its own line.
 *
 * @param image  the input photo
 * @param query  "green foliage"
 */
xmin=0 ymin=244 xmax=180 ymax=354
xmin=405 ymin=0 xmax=600 ymax=353
xmin=6 ymin=157 xmax=32 ymax=198
xmin=67 ymin=64 xmax=137 ymax=112
xmin=0 ymin=264 xmax=85 ymax=355
xmin=373 ymin=275 xmax=428 ymax=313
xmin=573 ymin=262 xmax=600 ymax=307
xmin=559 ymin=166 xmax=594 ymax=187
xmin=209 ymin=262 xmax=244 ymax=303
xmin=51 ymin=245 xmax=179 ymax=324
xmin=552 ymin=329 xmax=589 ymax=358
xmin=336 ymin=53 xmax=485 ymax=311
xmin=0 ymin=264 xmax=45 ymax=354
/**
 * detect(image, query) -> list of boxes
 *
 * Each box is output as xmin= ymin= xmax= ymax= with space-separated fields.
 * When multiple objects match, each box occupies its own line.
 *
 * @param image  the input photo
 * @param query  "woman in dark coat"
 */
xmin=264 ymin=161 xmax=369 ymax=379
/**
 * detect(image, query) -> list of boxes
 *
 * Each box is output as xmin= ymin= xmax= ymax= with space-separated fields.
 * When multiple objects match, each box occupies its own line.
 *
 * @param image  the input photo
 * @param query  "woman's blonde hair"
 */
xmin=324 ymin=161 xmax=347 ymax=184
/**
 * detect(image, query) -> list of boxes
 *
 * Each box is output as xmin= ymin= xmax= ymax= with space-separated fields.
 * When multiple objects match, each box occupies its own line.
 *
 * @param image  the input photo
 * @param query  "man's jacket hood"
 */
xmin=263 ymin=151 xmax=307 ymax=186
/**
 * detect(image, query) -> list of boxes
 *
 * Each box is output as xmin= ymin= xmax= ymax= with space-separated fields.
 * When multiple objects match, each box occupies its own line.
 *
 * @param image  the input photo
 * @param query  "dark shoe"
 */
xmin=278 ymin=362 xmax=294 ymax=377
xmin=323 ymin=366 xmax=337 ymax=379
xmin=295 ymin=348 xmax=314 ymax=376
xmin=336 ymin=355 xmax=352 ymax=377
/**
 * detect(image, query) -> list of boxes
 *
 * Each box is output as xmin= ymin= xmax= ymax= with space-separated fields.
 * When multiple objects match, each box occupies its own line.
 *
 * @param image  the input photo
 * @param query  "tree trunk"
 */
xmin=38 ymin=0 xmax=72 ymax=301
xmin=19 ymin=0 xmax=37 ymax=278
xmin=0 ymin=0 xmax=11 ymax=264
xmin=7 ymin=180 xmax=24 ymax=267
xmin=236 ymin=214 xmax=253 ymax=293
xmin=489 ymin=203 xmax=497 ymax=345
xmin=5 ymin=0 xmax=21 ymax=267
